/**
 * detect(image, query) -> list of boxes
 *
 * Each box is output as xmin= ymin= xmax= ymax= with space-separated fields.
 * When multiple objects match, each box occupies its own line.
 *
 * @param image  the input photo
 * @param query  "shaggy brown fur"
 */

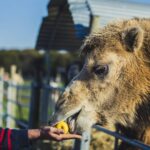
xmin=52 ymin=18 xmax=150 ymax=150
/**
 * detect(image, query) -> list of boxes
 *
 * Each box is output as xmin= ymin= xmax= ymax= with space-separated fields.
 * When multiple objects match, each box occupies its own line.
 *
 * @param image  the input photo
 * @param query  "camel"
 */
xmin=52 ymin=18 xmax=150 ymax=150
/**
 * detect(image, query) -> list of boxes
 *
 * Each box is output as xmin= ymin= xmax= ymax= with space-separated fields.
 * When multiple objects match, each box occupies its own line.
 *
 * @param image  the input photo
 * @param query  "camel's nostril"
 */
xmin=48 ymin=113 xmax=64 ymax=126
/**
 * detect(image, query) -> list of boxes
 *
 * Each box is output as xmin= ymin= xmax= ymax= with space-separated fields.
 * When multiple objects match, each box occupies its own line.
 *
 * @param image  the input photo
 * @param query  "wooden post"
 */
xmin=0 ymin=77 xmax=4 ymax=126
xmin=90 ymin=15 xmax=100 ymax=33
xmin=0 ymin=68 xmax=5 ymax=78
xmin=6 ymin=81 xmax=17 ymax=128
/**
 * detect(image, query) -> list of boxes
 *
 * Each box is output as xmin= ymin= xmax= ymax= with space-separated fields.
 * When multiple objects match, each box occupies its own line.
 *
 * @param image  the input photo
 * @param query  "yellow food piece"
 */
xmin=55 ymin=121 xmax=69 ymax=134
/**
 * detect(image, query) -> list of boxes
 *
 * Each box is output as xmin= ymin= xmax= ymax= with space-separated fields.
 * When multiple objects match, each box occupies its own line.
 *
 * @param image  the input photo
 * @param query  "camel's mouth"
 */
xmin=49 ymin=108 xmax=82 ymax=133
xmin=67 ymin=110 xmax=81 ymax=133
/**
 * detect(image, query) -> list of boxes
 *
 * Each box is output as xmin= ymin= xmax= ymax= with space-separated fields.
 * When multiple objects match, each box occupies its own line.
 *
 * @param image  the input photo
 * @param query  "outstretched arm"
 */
xmin=28 ymin=126 xmax=82 ymax=141
xmin=0 ymin=127 xmax=81 ymax=149
xmin=0 ymin=128 xmax=29 ymax=149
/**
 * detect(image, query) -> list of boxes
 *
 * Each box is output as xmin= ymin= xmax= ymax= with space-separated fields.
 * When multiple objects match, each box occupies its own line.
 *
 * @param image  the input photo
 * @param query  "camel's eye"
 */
xmin=94 ymin=65 xmax=109 ymax=78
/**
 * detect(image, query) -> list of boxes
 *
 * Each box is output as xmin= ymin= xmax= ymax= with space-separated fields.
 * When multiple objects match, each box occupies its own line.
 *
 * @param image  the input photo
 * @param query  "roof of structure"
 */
xmin=35 ymin=0 xmax=150 ymax=51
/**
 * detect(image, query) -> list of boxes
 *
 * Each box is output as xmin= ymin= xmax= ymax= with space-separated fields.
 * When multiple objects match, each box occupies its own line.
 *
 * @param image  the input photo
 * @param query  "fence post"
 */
xmin=90 ymin=15 xmax=100 ymax=33
xmin=114 ymin=128 xmax=119 ymax=150
xmin=29 ymin=81 xmax=41 ymax=128
xmin=73 ymin=130 xmax=91 ymax=150
xmin=73 ymin=139 xmax=81 ymax=150
xmin=81 ymin=131 xmax=91 ymax=150
xmin=0 ymin=78 xmax=4 ymax=126
xmin=6 ymin=81 xmax=17 ymax=128
xmin=39 ymin=85 xmax=49 ymax=126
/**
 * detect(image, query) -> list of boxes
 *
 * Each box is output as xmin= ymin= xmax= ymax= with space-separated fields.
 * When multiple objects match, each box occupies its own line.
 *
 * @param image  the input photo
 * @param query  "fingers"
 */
xmin=59 ymin=134 xmax=82 ymax=140
xmin=49 ymin=133 xmax=63 ymax=141
xmin=49 ymin=133 xmax=82 ymax=141
xmin=39 ymin=126 xmax=82 ymax=141
xmin=42 ymin=126 xmax=64 ymax=134
xmin=50 ymin=126 xmax=64 ymax=134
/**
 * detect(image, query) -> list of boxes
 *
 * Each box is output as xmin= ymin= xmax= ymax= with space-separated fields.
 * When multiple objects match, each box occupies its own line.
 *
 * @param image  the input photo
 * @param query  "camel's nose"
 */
xmin=48 ymin=112 xmax=66 ymax=126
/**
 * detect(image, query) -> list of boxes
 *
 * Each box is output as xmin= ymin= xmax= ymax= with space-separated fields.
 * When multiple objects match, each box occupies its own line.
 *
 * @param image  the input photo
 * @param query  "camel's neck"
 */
xmin=135 ymin=93 xmax=150 ymax=128
xmin=116 ymin=93 xmax=150 ymax=140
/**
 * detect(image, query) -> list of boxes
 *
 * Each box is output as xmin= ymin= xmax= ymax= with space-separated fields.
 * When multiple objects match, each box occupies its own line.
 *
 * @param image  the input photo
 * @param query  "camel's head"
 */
xmin=51 ymin=18 xmax=150 ymax=133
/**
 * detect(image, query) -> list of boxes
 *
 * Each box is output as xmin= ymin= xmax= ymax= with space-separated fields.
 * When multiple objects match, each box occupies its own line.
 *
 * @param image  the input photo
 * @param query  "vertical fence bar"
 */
xmin=0 ymin=78 xmax=4 ymax=126
xmin=6 ymin=81 xmax=13 ymax=127
xmin=39 ymin=85 xmax=49 ymax=126
xmin=73 ymin=139 xmax=81 ymax=150
xmin=73 ymin=130 xmax=91 ymax=150
xmin=114 ymin=128 xmax=119 ymax=150
xmin=80 ymin=131 xmax=91 ymax=150
xmin=6 ymin=81 xmax=17 ymax=128
xmin=38 ymin=50 xmax=51 ymax=126
xmin=29 ymin=82 xmax=41 ymax=128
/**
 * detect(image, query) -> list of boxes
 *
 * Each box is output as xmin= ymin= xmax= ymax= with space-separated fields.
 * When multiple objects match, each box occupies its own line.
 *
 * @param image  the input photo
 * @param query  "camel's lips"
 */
xmin=49 ymin=109 xmax=81 ymax=133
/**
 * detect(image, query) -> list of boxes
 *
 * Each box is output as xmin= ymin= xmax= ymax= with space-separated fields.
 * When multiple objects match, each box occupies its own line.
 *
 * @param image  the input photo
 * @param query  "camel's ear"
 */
xmin=122 ymin=26 xmax=144 ymax=52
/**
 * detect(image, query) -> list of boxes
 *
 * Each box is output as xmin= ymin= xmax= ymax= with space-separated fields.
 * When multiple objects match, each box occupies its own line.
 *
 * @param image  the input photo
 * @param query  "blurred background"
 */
xmin=0 ymin=0 xmax=150 ymax=149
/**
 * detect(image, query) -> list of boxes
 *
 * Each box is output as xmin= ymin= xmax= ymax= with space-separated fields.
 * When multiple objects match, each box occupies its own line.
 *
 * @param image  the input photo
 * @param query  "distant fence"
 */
xmin=0 ymin=77 xmax=150 ymax=150
xmin=0 ymin=77 xmax=31 ymax=129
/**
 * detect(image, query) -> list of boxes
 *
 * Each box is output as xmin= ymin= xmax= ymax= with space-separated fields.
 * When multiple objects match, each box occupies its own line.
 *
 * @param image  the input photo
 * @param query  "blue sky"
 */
xmin=0 ymin=0 xmax=150 ymax=50
xmin=132 ymin=0 xmax=150 ymax=3
xmin=0 ymin=0 xmax=49 ymax=49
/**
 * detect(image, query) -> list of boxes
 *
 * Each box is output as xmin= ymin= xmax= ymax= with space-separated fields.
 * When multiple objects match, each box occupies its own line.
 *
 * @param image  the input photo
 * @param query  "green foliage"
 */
xmin=0 ymin=49 xmax=80 ymax=79
xmin=49 ymin=51 xmax=79 ymax=76
xmin=0 ymin=50 xmax=20 ymax=72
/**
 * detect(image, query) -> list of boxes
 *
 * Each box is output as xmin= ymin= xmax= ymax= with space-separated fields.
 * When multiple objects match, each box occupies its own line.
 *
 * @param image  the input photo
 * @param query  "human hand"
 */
xmin=28 ymin=126 xmax=82 ymax=141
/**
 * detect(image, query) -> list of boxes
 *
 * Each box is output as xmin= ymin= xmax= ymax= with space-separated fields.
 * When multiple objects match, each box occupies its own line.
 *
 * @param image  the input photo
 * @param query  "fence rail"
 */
xmin=0 ymin=78 xmax=150 ymax=150
xmin=95 ymin=126 xmax=150 ymax=150
xmin=73 ymin=126 xmax=150 ymax=150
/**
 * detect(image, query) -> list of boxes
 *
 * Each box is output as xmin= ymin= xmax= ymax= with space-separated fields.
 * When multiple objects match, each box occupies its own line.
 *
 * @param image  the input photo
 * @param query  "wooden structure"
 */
xmin=36 ymin=0 xmax=150 ymax=51
xmin=36 ymin=0 xmax=89 ymax=51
